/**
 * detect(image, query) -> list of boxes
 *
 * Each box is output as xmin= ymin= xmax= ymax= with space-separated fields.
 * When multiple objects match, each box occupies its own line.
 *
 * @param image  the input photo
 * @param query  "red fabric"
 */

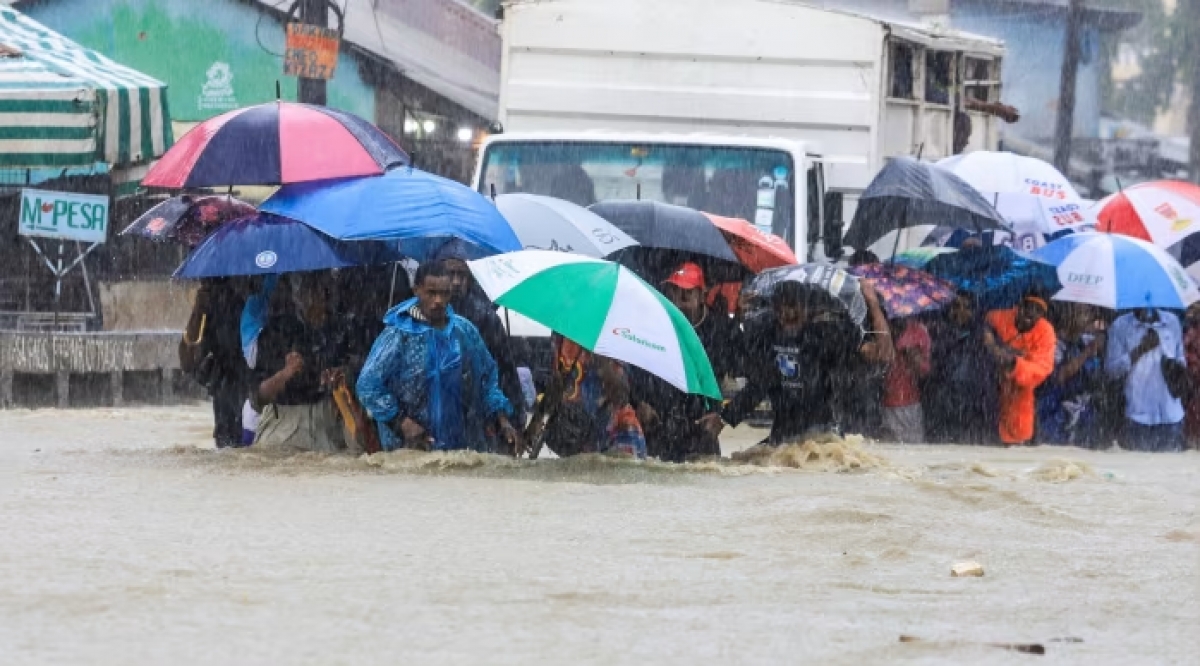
xmin=882 ymin=321 xmax=931 ymax=408
xmin=703 ymin=213 xmax=798 ymax=273
xmin=278 ymin=103 xmax=381 ymax=183
xmin=707 ymin=282 xmax=741 ymax=315
xmin=1185 ymin=326 xmax=1200 ymax=440
xmin=987 ymin=309 xmax=1057 ymax=444
xmin=142 ymin=106 xmax=247 ymax=187
xmin=1094 ymin=180 xmax=1200 ymax=242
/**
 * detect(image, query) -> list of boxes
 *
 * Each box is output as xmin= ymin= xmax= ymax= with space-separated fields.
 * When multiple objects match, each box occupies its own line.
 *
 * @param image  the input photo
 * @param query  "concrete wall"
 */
xmin=98 ymin=280 xmax=194 ymax=332
xmin=0 ymin=331 xmax=185 ymax=408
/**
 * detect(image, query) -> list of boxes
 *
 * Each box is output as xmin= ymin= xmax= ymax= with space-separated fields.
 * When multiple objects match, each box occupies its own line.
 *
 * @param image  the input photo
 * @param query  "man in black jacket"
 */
xmin=720 ymin=278 xmax=891 ymax=445
xmin=179 ymin=278 xmax=248 ymax=449
xmin=637 ymin=262 xmax=737 ymax=461
xmin=436 ymin=243 xmax=528 ymax=433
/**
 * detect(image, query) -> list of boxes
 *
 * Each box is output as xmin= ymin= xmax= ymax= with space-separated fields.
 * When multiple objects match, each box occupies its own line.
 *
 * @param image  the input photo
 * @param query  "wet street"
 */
xmin=1 ymin=405 xmax=1197 ymax=665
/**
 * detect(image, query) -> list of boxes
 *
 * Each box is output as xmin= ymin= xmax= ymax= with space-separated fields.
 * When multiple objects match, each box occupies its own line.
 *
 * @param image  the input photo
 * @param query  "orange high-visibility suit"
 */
xmin=986 ymin=309 xmax=1057 ymax=444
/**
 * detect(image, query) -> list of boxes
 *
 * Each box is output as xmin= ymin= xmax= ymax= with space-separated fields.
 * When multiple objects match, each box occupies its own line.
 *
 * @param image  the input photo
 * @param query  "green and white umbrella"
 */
xmin=469 ymin=250 xmax=721 ymax=399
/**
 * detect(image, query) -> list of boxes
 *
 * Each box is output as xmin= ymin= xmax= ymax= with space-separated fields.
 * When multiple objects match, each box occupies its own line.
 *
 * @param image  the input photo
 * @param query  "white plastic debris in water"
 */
xmin=951 ymin=560 xmax=985 ymax=577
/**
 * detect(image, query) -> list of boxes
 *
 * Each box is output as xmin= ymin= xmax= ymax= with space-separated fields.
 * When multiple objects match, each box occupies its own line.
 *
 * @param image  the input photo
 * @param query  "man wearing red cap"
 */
xmin=635 ymin=262 xmax=739 ymax=461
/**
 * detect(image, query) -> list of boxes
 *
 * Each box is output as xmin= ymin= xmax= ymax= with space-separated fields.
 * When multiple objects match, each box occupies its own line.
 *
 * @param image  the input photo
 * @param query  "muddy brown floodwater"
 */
xmin=1 ymin=406 xmax=1197 ymax=664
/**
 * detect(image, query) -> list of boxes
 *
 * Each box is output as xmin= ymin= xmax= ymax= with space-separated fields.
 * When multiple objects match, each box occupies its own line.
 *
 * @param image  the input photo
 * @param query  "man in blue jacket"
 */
xmin=356 ymin=262 xmax=519 ymax=453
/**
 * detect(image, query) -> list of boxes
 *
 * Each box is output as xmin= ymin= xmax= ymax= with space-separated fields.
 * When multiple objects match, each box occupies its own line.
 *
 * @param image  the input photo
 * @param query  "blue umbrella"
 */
xmin=925 ymin=244 xmax=1062 ymax=312
xmin=843 ymin=157 xmax=1008 ymax=252
xmin=260 ymin=167 xmax=521 ymax=262
xmin=174 ymin=213 xmax=404 ymax=279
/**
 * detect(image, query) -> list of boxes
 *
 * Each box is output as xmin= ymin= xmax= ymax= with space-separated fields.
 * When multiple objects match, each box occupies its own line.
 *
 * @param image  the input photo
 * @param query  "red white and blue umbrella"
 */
xmin=144 ymin=101 xmax=409 ymax=188
xmin=1032 ymin=232 xmax=1199 ymax=310
xmin=1090 ymin=180 xmax=1200 ymax=248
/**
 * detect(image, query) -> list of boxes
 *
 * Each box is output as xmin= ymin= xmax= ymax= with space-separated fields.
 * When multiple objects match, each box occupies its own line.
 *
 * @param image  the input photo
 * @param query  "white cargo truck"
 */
xmin=473 ymin=0 xmax=1007 ymax=257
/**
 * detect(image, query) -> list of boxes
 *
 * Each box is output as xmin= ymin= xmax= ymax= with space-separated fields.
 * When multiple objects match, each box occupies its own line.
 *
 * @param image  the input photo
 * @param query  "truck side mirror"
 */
xmin=823 ymin=192 xmax=844 ymax=260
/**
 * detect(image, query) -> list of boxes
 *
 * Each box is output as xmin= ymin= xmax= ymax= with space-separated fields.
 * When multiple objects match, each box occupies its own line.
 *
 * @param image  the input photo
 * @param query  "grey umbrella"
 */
xmin=496 ymin=193 xmax=638 ymax=258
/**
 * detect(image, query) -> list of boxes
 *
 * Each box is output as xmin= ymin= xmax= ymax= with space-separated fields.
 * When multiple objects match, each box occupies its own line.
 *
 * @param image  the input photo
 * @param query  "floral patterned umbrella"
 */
xmin=122 ymin=194 xmax=256 ymax=247
xmin=848 ymin=263 xmax=956 ymax=318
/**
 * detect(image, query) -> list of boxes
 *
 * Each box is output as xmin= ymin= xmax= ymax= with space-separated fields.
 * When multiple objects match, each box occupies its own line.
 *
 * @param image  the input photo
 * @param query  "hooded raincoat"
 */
xmin=986 ymin=308 xmax=1056 ymax=444
xmin=356 ymin=298 xmax=512 ymax=452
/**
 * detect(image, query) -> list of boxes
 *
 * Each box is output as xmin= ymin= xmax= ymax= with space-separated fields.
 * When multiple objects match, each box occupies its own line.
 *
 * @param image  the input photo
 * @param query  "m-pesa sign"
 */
xmin=18 ymin=188 xmax=109 ymax=244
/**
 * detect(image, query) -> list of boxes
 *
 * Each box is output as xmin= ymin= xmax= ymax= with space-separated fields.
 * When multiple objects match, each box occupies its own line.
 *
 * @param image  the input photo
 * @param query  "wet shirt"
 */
xmin=254 ymin=314 xmax=338 ymax=406
xmin=546 ymin=336 xmax=644 ymax=457
xmin=1106 ymin=311 xmax=1185 ymax=426
xmin=882 ymin=321 xmax=931 ymax=409
xmin=1036 ymin=334 xmax=1103 ymax=444
xmin=724 ymin=315 xmax=861 ymax=443
xmin=633 ymin=308 xmax=736 ymax=426
xmin=923 ymin=321 xmax=998 ymax=443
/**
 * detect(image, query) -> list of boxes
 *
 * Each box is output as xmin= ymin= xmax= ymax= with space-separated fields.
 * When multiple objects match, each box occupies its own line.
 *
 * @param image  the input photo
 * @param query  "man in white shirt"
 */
xmin=1106 ymin=309 xmax=1187 ymax=452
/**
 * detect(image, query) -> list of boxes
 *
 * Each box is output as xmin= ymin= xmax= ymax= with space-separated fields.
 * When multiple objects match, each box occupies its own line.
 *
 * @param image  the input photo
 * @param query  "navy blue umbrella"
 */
xmin=260 ymin=167 xmax=521 ymax=263
xmin=174 ymin=213 xmax=404 ymax=279
xmin=924 ymin=244 xmax=1062 ymax=312
xmin=844 ymin=157 xmax=1008 ymax=252
xmin=1173 ymin=233 xmax=1200 ymax=283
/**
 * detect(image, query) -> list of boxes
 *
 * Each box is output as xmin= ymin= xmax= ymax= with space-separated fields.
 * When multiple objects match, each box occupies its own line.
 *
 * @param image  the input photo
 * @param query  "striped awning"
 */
xmin=0 ymin=7 xmax=172 ymax=169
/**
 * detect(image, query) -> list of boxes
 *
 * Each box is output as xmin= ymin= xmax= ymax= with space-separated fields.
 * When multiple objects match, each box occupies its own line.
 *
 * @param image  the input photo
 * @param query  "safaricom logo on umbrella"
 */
xmin=612 ymin=327 xmax=666 ymax=352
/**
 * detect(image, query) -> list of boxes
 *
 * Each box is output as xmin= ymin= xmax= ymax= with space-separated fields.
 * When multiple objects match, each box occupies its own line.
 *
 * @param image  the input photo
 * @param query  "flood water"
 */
xmin=2 ymin=405 xmax=1197 ymax=664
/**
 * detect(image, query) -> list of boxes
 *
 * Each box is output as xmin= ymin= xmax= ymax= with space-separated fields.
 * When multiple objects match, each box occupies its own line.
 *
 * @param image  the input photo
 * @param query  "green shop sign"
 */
xmin=21 ymin=0 xmax=375 ymax=122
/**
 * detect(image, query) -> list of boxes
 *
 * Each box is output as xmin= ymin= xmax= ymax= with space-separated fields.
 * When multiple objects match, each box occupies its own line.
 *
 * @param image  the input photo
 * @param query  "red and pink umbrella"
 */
xmin=1091 ymin=180 xmax=1200 ymax=247
xmin=143 ymin=101 xmax=409 ymax=188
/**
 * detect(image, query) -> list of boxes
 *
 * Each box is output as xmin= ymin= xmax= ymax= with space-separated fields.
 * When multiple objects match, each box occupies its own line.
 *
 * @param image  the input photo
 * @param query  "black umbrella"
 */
xmin=843 ymin=157 xmax=1007 ymax=254
xmin=589 ymin=200 xmax=743 ymax=283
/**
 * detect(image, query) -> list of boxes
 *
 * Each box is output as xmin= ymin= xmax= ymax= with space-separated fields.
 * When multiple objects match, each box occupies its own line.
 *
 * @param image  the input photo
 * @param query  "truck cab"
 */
xmin=472 ymin=132 xmax=837 ymax=258
xmin=471 ymin=132 xmax=841 ymax=343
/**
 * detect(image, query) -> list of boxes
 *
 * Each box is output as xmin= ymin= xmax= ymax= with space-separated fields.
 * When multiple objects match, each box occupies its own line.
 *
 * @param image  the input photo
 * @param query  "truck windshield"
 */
xmin=478 ymin=141 xmax=797 ymax=241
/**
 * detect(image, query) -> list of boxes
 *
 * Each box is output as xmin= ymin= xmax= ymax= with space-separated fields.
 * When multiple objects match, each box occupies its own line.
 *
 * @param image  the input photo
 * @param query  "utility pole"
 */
xmin=298 ymin=0 xmax=328 ymax=105
xmin=1053 ymin=0 xmax=1084 ymax=175
xmin=1185 ymin=0 xmax=1200 ymax=184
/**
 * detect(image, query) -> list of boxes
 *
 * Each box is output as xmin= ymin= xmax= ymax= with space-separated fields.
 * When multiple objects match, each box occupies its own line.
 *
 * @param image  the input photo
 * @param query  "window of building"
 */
xmin=925 ymin=51 xmax=955 ymax=105
xmin=889 ymin=42 xmax=916 ymax=100
xmin=964 ymin=57 xmax=1000 ymax=104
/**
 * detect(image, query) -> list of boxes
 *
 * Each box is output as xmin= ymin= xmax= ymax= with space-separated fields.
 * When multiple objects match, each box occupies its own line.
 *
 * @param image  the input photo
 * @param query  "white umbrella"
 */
xmin=938 ymin=151 xmax=1088 ymax=234
xmin=495 ymin=193 xmax=638 ymax=257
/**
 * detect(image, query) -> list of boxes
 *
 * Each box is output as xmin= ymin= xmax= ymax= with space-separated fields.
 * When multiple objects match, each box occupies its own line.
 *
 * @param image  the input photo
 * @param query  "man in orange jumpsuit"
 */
xmin=983 ymin=296 xmax=1057 ymax=445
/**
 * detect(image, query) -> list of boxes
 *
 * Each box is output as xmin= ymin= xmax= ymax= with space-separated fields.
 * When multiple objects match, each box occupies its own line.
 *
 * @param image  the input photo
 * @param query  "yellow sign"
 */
xmin=284 ymin=23 xmax=340 ymax=80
